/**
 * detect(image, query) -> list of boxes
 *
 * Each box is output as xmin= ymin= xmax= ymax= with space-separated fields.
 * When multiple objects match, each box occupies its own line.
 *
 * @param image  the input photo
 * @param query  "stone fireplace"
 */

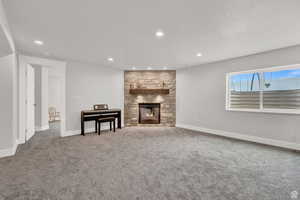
xmin=139 ymin=103 xmax=160 ymax=124
xmin=124 ymin=70 xmax=176 ymax=127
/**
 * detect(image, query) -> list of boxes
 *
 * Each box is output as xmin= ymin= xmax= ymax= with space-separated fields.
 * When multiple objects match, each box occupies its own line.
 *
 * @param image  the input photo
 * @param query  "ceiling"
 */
xmin=0 ymin=26 xmax=11 ymax=57
xmin=3 ymin=0 xmax=300 ymax=70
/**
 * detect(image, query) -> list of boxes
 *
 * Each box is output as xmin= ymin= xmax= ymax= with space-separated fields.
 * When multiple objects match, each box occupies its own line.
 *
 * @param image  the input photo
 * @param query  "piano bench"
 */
xmin=97 ymin=117 xmax=115 ymax=135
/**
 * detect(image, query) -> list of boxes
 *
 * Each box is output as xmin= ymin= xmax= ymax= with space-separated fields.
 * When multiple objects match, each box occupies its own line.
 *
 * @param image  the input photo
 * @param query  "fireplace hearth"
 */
xmin=139 ymin=103 xmax=160 ymax=124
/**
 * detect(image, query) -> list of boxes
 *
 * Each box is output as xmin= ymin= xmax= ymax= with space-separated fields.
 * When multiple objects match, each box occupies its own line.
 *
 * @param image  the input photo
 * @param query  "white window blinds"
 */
xmin=227 ymin=65 xmax=300 ymax=114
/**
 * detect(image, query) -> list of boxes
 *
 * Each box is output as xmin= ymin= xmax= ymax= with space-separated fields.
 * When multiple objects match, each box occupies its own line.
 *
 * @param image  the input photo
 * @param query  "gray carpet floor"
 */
xmin=0 ymin=125 xmax=299 ymax=200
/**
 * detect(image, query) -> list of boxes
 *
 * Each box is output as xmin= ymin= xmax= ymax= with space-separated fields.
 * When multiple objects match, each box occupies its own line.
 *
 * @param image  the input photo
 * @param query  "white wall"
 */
xmin=0 ymin=55 xmax=14 ymax=149
xmin=177 ymin=45 xmax=300 ymax=148
xmin=40 ymin=67 xmax=49 ymax=129
xmin=34 ymin=66 xmax=41 ymax=127
xmin=33 ymin=65 xmax=49 ymax=130
xmin=0 ymin=54 xmax=17 ymax=156
xmin=0 ymin=1 xmax=18 ymax=158
xmin=48 ymin=76 xmax=62 ymax=113
xmin=66 ymin=61 xmax=124 ymax=132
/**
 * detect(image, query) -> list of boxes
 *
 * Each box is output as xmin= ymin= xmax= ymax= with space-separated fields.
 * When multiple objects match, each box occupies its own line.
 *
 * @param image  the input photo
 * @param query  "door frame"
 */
xmin=26 ymin=64 xmax=35 ymax=141
xmin=18 ymin=55 xmax=67 ymax=144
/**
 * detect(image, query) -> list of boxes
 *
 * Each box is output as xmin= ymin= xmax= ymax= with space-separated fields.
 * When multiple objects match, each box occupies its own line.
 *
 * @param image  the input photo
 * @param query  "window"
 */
xmin=226 ymin=64 xmax=300 ymax=114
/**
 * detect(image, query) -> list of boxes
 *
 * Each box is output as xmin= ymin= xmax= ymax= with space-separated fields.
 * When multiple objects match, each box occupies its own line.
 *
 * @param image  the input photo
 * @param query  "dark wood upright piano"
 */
xmin=81 ymin=109 xmax=121 ymax=135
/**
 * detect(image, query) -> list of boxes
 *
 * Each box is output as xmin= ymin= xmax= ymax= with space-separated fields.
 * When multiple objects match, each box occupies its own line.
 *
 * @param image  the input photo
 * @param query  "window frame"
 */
xmin=226 ymin=64 xmax=300 ymax=115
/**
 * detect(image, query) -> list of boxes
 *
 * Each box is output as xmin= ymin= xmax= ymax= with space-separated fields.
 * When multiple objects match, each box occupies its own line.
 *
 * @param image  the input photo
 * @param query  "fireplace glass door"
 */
xmin=139 ymin=103 xmax=160 ymax=124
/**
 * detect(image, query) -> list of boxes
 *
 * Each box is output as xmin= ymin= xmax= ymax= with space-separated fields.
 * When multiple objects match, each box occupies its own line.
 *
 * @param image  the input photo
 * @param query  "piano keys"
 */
xmin=81 ymin=109 xmax=121 ymax=135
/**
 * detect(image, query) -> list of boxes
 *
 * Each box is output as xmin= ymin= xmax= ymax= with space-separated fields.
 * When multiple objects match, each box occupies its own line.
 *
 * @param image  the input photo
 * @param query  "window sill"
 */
xmin=226 ymin=108 xmax=300 ymax=115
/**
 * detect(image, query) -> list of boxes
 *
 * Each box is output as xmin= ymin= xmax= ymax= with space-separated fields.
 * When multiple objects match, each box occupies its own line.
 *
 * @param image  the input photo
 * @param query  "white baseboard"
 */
xmin=176 ymin=124 xmax=300 ymax=151
xmin=35 ymin=125 xmax=49 ymax=132
xmin=0 ymin=140 xmax=19 ymax=158
xmin=0 ymin=147 xmax=14 ymax=158
xmin=12 ymin=140 xmax=18 ymax=155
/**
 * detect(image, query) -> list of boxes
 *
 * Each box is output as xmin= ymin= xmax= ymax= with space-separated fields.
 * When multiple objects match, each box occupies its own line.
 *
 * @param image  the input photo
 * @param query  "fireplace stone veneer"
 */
xmin=124 ymin=70 xmax=176 ymax=127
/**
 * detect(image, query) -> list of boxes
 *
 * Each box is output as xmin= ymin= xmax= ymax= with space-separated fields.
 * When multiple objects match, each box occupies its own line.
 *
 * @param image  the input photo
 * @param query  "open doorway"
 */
xmin=26 ymin=64 xmax=61 ymax=140
xmin=19 ymin=55 xmax=66 ymax=144
xmin=48 ymin=68 xmax=63 ymax=136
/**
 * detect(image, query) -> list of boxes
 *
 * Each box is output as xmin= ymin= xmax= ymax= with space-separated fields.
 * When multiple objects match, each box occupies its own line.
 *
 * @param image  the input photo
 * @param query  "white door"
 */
xmin=26 ymin=64 xmax=35 ymax=141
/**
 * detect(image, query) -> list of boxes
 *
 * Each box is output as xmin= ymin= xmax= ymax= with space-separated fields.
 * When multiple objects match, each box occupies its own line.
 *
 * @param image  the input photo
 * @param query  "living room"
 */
xmin=0 ymin=0 xmax=300 ymax=199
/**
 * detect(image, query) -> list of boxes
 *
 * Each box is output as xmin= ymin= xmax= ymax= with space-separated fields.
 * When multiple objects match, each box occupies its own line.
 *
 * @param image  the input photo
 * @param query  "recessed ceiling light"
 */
xmin=155 ymin=30 xmax=164 ymax=38
xmin=107 ymin=57 xmax=114 ymax=62
xmin=34 ymin=40 xmax=44 ymax=45
xmin=197 ymin=52 xmax=202 ymax=57
xmin=147 ymin=67 xmax=152 ymax=70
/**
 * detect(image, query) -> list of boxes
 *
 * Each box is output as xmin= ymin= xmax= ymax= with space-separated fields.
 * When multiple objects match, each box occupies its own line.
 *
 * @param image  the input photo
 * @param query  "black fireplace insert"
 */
xmin=139 ymin=103 xmax=160 ymax=124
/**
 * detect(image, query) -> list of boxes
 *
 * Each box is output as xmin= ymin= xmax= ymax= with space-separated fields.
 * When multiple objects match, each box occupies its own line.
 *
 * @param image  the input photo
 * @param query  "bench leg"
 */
xmin=98 ymin=122 xmax=101 ymax=135
xmin=110 ymin=121 xmax=112 ymax=131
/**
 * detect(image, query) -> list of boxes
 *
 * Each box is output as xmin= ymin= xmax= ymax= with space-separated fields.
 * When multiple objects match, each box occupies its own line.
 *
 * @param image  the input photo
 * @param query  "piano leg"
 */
xmin=81 ymin=121 xmax=85 ymax=136
xmin=81 ymin=112 xmax=85 ymax=136
xmin=95 ymin=121 xmax=97 ymax=133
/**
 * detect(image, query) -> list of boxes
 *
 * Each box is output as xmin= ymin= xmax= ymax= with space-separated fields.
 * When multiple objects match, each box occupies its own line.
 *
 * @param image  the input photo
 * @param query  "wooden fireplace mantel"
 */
xmin=129 ymin=88 xmax=170 ymax=95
